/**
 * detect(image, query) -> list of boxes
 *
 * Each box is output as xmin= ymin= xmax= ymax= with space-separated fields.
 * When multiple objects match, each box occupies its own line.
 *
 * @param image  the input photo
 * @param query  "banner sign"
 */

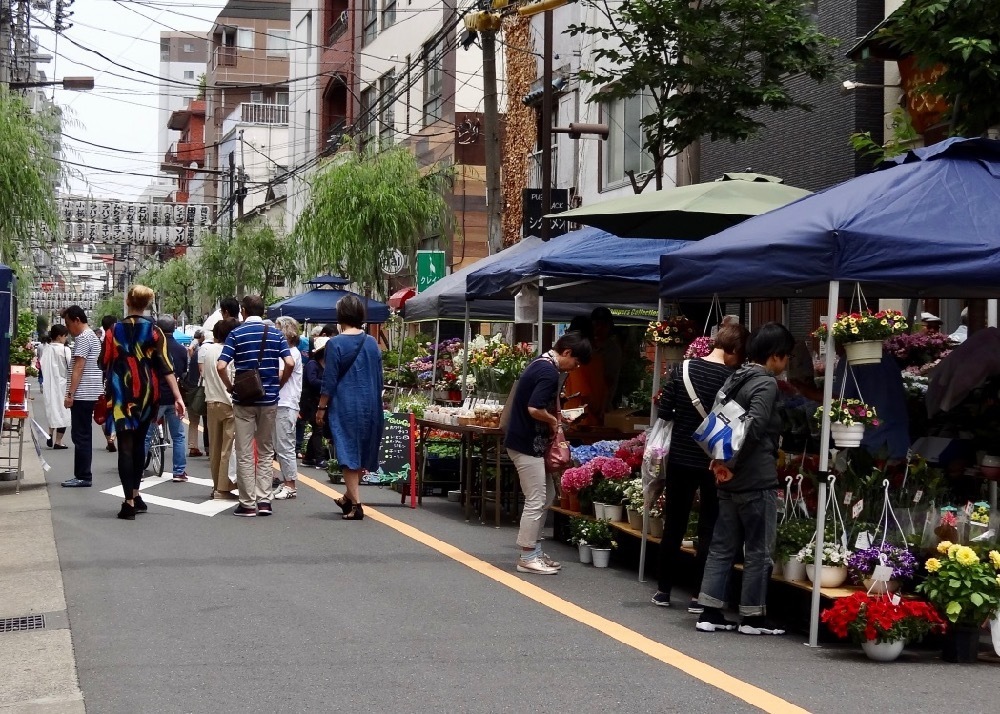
xmin=28 ymin=290 xmax=98 ymax=312
xmin=37 ymin=199 xmax=216 ymax=247
xmin=522 ymin=188 xmax=569 ymax=238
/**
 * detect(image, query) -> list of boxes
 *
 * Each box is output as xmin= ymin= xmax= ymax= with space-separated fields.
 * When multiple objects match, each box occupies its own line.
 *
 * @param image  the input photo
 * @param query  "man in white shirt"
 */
xmin=202 ymin=297 xmax=241 ymax=343
xmin=61 ymin=306 xmax=104 ymax=488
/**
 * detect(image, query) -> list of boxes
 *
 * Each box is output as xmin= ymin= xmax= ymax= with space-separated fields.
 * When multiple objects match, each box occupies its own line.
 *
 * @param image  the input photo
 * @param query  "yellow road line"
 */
xmin=296 ymin=473 xmax=810 ymax=714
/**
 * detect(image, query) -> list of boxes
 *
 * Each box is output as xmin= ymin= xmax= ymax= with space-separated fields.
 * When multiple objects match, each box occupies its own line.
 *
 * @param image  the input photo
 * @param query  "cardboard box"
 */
xmin=604 ymin=408 xmax=650 ymax=434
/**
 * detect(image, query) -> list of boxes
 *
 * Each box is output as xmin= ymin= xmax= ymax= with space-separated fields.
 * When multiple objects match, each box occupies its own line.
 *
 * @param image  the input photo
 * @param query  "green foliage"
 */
xmin=9 ymin=311 xmax=38 ymax=374
xmin=885 ymin=0 xmax=1000 ymax=136
xmin=917 ymin=545 xmax=1000 ymax=626
xmin=567 ymin=0 xmax=836 ymax=182
xmin=0 ymin=86 xmax=59 ymax=264
xmin=92 ymin=293 xmax=125 ymax=322
xmin=776 ymin=518 xmax=819 ymax=561
xmin=197 ymin=219 xmax=298 ymax=307
xmin=294 ymin=144 xmax=455 ymax=293
xmin=594 ymin=477 xmax=624 ymax=504
xmin=849 ymin=108 xmax=920 ymax=165
xmin=138 ymin=255 xmax=198 ymax=318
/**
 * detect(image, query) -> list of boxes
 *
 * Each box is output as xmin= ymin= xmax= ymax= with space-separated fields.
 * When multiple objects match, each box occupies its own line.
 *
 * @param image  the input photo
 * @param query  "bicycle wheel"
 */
xmin=145 ymin=426 xmax=164 ymax=476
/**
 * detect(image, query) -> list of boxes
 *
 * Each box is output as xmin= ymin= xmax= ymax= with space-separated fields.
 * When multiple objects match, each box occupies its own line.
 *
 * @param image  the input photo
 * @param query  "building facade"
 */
xmin=158 ymin=31 xmax=211 ymax=159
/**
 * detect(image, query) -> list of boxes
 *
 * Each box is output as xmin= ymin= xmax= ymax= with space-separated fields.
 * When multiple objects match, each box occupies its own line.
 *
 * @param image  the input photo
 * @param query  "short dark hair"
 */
xmin=101 ymin=315 xmax=117 ymax=331
xmin=714 ymin=322 xmax=749 ymax=357
xmin=590 ymin=306 xmax=614 ymax=325
xmin=553 ymin=331 xmax=592 ymax=364
xmin=336 ymin=295 xmax=366 ymax=328
xmin=157 ymin=316 xmax=176 ymax=334
xmin=220 ymin=297 xmax=240 ymax=318
xmin=49 ymin=324 xmax=68 ymax=340
xmin=62 ymin=305 xmax=88 ymax=324
xmin=214 ymin=317 xmax=238 ymax=342
xmin=320 ymin=323 xmax=337 ymax=336
xmin=568 ymin=316 xmax=593 ymax=339
xmin=241 ymin=295 xmax=265 ymax=317
xmin=746 ymin=322 xmax=795 ymax=365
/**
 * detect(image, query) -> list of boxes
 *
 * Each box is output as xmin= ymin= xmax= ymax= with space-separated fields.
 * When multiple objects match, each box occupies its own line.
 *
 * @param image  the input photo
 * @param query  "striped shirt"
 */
xmin=70 ymin=328 xmax=104 ymax=401
xmin=657 ymin=358 xmax=735 ymax=469
xmin=218 ymin=317 xmax=291 ymax=406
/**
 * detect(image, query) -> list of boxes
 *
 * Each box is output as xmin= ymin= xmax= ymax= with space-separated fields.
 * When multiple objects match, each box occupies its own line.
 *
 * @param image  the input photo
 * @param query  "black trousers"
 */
xmin=657 ymin=463 xmax=720 ymax=595
xmin=117 ymin=420 xmax=152 ymax=497
xmin=305 ymin=416 xmax=330 ymax=463
xmin=70 ymin=400 xmax=96 ymax=482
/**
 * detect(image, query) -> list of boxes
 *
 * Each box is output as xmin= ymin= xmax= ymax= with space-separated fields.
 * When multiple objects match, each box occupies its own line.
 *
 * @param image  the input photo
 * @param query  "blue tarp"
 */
xmin=267 ymin=288 xmax=390 ymax=324
xmin=659 ymin=138 xmax=1000 ymax=299
xmin=0 ymin=265 xmax=13 ymax=408
xmin=466 ymin=226 xmax=690 ymax=305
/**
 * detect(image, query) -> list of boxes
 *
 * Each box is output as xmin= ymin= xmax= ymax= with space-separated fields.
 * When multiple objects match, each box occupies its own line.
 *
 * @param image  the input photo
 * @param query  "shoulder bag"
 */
xmin=691 ymin=370 xmax=757 ymax=466
xmin=541 ymin=355 xmax=571 ymax=473
xmin=231 ymin=326 xmax=270 ymax=403
xmin=681 ymin=359 xmax=709 ymax=419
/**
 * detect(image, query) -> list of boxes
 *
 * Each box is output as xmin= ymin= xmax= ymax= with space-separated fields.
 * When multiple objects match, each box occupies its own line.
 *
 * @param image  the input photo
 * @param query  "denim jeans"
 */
xmin=145 ymin=404 xmax=187 ymax=476
xmin=69 ymin=400 xmax=96 ymax=482
xmin=698 ymin=489 xmax=777 ymax=617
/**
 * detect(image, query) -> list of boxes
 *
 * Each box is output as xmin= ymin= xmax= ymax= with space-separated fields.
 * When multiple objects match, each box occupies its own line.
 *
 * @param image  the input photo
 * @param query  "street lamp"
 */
xmin=841 ymin=80 xmax=901 ymax=93
xmin=9 ymin=76 xmax=95 ymax=91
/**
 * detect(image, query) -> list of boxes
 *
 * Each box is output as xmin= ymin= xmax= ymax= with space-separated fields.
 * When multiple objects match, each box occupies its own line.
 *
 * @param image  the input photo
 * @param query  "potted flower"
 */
xmin=916 ymin=542 xmax=1000 ymax=662
xmin=796 ymin=541 xmax=851 ymax=588
xmin=684 ymin=335 xmax=714 ymax=359
xmin=593 ymin=478 xmax=625 ymax=522
xmin=587 ymin=519 xmax=618 ymax=568
xmin=814 ymin=399 xmax=879 ymax=448
xmin=822 ymin=592 xmax=945 ymax=662
xmin=559 ymin=466 xmax=592 ymax=512
xmin=776 ymin=519 xmax=816 ymax=582
xmin=327 ymin=457 xmax=344 ymax=484
xmin=569 ymin=516 xmax=593 ymax=564
xmin=648 ymin=493 xmax=665 ymax=539
xmin=813 ymin=310 xmax=908 ymax=365
xmin=646 ymin=315 xmax=696 ymax=362
xmin=847 ymin=543 xmax=917 ymax=594
xmin=624 ymin=477 xmax=644 ymax=530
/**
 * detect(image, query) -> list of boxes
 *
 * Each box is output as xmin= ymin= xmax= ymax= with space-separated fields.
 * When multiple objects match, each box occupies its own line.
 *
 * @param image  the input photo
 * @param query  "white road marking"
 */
xmin=101 ymin=474 xmax=237 ymax=516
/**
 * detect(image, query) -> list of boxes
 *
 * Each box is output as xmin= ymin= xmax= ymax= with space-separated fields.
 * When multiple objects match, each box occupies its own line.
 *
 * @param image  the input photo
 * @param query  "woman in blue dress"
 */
xmin=317 ymin=294 xmax=384 ymax=520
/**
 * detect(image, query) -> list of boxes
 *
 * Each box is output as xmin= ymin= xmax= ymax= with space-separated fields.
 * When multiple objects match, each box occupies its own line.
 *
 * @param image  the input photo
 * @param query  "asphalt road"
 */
xmin=35 ymin=408 xmax=1000 ymax=714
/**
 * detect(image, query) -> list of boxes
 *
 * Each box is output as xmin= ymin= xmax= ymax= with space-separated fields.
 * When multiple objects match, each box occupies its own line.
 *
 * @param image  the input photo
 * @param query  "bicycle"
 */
xmin=144 ymin=416 xmax=171 ymax=478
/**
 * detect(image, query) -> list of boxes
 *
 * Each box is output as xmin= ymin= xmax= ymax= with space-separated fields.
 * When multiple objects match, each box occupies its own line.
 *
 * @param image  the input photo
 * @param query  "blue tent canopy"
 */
xmin=267 ymin=288 xmax=390 ymax=324
xmin=0 ymin=265 xmax=13 ymax=407
xmin=659 ymin=138 xmax=1000 ymax=299
xmin=466 ymin=226 xmax=690 ymax=305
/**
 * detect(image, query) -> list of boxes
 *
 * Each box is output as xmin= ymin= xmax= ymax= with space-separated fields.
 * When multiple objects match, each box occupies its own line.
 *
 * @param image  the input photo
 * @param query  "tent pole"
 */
xmin=537 ymin=278 xmax=545 ymax=356
xmin=809 ymin=279 xmax=839 ymax=647
xmin=429 ymin=320 xmax=441 ymax=404
xmin=394 ymin=317 xmax=405 ymax=402
xmin=461 ymin=302 xmax=471 ymax=402
xmin=648 ymin=297 xmax=665 ymax=424
xmin=991 ymin=300 xmax=998 ymax=509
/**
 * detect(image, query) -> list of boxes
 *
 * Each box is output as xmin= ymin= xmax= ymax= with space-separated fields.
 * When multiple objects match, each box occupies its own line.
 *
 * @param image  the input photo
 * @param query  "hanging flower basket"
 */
xmin=662 ymin=346 xmax=684 ymax=363
xmin=843 ymin=340 xmax=884 ymax=366
xmin=831 ymin=423 xmax=866 ymax=448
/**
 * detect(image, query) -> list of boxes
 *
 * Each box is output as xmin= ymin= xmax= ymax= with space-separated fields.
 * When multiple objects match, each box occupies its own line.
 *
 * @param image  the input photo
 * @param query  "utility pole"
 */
xmin=480 ymin=25 xmax=503 ymax=254
xmin=1 ymin=0 xmax=11 ymax=85
xmin=227 ymin=150 xmax=235 ymax=242
xmin=237 ymin=129 xmax=246 ymax=220
xmin=539 ymin=9 xmax=553 ymax=241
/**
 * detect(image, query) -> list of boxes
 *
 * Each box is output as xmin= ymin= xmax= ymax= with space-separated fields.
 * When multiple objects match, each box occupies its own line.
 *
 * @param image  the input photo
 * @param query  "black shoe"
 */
xmin=106 ymin=442 xmax=117 ymax=453
xmin=688 ymin=598 xmax=705 ymax=614
xmin=61 ymin=478 xmax=92 ymax=488
xmin=301 ymin=459 xmax=316 ymax=467
xmin=334 ymin=495 xmax=353 ymax=514
xmin=117 ymin=501 xmax=136 ymax=520
xmin=53 ymin=444 xmax=69 ymax=450
xmin=271 ymin=477 xmax=281 ymax=489
xmin=695 ymin=607 xmax=737 ymax=632
xmin=257 ymin=501 xmax=272 ymax=516
xmin=342 ymin=503 xmax=364 ymax=521
xmin=233 ymin=504 xmax=257 ymax=517
xmin=46 ymin=437 xmax=52 ymax=448
xmin=650 ymin=591 xmax=671 ymax=607
xmin=133 ymin=495 xmax=148 ymax=513
xmin=738 ymin=616 xmax=786 ymax=636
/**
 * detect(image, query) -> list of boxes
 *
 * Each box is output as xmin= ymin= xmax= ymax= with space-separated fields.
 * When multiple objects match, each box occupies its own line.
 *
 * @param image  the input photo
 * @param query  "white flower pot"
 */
xmin=861 ymin=639 xmax=905 ymax=662
xmin=772 ymin=559 xmax=784 ymax=578
xmin=593 ymin=502 xmax=606 ymax=519
xmin=863 ymin=578 xmax=901 ymax=595
xmin=783 ymin=558 xmax=807 ymax=582
xmin=649 ymin=517 xmax=664 ymax=539
xmin=831 ymin=422 xmax=866 ymax=449
xmin=843 ymin=339 xmax=884 ymax=366
xmin=626 ymin=507 xmax=643 ymax=530
xmin=578 ymin=542 xmax=592 ymax=564
xmin=806 ymin=564 xmax=848 ymax=588
xmin=603 ymin=503 xmax=624 ymax=522
xmin=591 ymin=548 xmax=612 ymax=568
xmin=662 ymin=346 xmax=684 ymax=363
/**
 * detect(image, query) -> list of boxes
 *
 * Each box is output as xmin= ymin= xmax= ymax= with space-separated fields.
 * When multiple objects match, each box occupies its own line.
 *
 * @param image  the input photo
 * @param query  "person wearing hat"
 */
xmin=949 ymin=307 xmax=968 ymax=344
xmin=301 ymin=335 xmax=329 ymax=467
xmin=921 ymin=311 xmax=943 ymax=334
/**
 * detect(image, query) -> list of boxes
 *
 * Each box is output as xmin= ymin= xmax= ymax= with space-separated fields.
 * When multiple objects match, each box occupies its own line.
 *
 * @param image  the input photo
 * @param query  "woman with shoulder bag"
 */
xmin=505 ymin=332 xmax=591 ymax=575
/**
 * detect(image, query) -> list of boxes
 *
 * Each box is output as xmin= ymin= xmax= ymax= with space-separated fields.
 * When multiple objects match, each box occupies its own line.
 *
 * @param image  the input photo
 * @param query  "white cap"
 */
xmin=921 ymin=312 xmax=941 ymax=322
xmin=311 ymin=325 xmax=323 ymax=336
xmin=313 ymin=336 xmax=329 ymax=352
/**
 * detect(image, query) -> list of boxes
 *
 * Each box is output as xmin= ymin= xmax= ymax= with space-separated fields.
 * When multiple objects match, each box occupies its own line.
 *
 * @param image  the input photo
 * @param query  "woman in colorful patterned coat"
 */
xmin=100 ymin=285 xmax=185 ymax=520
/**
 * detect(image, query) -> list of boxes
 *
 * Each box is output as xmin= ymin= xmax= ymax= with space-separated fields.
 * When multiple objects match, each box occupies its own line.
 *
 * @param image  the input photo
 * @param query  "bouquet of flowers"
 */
xmin=560 ymin=465 xmax=593 ymax=495
xmin=822 ymin=592 xmax=944 ymax=645
xmin=847 ymin=544 xmax=917 ymax=584
xmin=684 ymin=335 xmax=714 ymax=359
xmin=814 ymin=310 xmax=908 ymax=344
xmin=796 ymin=541 xmax=850 ymax=566
xmin=434 ymin=371 xmax=461 ymax=392
xmin=646 ymin=316 xmax=697 ymax=348
xmin=814 ymin=399 xmax=879 ymax=427
xmin=918 ymin=542 xmax=1000 ymax=626
xmin=614 ymin=439 xmax=644 ymax=472
xmin=465 ymin=335 xmax=535 ymax=395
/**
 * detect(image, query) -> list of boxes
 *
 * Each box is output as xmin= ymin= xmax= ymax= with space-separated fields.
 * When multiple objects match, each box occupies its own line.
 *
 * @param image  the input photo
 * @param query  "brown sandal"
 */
xmin=334 ymin=495 xmax=353 ymax=515
xmin=342 ymin=504 xmax=364 ymax=521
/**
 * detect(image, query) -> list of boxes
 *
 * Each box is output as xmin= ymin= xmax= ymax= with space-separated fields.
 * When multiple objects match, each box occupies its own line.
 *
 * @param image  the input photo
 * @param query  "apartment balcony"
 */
xmin=212 ymin=46 xmax=237 ymax=70
xmin=162 ymin=141 xmax=205 ymax=172
xmin=221 ymin=102 xmax=289 ymax=137
xmin=327 ymin=10 xmax=349 ymax=45
xmin=528 ymin=146 xmax=558 ymax=188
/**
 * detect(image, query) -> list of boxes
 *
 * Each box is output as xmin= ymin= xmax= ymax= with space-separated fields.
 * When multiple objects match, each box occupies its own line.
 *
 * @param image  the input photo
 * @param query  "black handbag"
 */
xmin=231 ymin=327 xmax=269 ymax=403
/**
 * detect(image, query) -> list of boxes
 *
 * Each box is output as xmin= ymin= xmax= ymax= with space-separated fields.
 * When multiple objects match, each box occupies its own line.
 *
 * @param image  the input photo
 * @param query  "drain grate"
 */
xmin=0 ymin=615 xmax=45 ymax=633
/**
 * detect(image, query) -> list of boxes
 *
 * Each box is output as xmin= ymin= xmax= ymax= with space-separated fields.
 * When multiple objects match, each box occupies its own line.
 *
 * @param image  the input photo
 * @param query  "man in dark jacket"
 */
xmin=145 ymin=316 xmax=190 ymax=481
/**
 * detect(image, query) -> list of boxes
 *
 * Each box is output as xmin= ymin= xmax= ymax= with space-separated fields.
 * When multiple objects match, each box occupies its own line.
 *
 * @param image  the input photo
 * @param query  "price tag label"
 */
xmin=871 ymin=564 xmax=894 ymax=582
xmin=890 ymin=593 xmax=901 ymax=606
xmin=852 ymin=499 xmax=864 ymax=519
xmin=913 ymin=489 xmax=923 ymax=504
xmin=843 ymin=491 xmax=853 ymax=506
xmin=855 ymin=531 xmax=872 ymax=550
xmin=965 ymin=501 xmax=974 ymax=515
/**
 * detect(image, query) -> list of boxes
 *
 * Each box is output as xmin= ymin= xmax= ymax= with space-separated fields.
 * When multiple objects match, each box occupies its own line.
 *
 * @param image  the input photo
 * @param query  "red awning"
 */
xmin=389 ymin=287 xmax=416 ymax=310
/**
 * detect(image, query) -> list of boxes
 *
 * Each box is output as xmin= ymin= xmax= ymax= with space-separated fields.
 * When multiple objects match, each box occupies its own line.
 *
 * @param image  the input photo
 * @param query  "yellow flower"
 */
xmin=851 ymin=327 xmax=859 ymax=334
xmin=925 ymin=558 xmax=942 ymax=573
xmin=948 ymin=543 xmax=961 ymax=559
xmin=955 ymin=546 xmax=979 ymax=566
xmin=990 ymin=550 xmax=1000 ymax=569
xmin=937 ymin=540 xmax=953 ymax=554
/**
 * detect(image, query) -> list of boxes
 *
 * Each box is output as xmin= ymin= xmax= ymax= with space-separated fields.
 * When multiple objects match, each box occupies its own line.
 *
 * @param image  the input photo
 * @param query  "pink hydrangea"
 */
xmin=560 ymin=466 xmax=593 ymax=493
xmin=588 ymin=456 xmax=631 ymax=480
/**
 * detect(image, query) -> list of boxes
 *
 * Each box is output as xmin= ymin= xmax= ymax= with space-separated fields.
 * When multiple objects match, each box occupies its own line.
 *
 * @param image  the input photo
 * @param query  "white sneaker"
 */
xmin=540 ymin=553 xmax=562 ymax=570
xmin=273 ymin=486 xmax=297 ymax=500
xmin=516 ymin=557 xmax=559 ymax=575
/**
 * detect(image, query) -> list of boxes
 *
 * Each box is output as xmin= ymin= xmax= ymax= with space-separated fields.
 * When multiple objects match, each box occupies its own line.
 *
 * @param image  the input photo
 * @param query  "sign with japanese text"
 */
xmin=415 ymin=250 xmax=446 ymax=293
xmin=521 ymin=188 xmax=569 ymax=239
xmin=38 ymin=199 xmax=215 ymax=247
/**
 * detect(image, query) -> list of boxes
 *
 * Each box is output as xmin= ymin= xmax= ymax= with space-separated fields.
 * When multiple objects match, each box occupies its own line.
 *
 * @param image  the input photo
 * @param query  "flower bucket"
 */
xmin=863 ymin=578 xmax=901 ymax=595
xmin=603 ymin=503 xmax=624 ymax=522
xmin=568 ymin=493 xmax=580 ymax=512
xmin=843 ymin=339 xmax=884 ymax=366
xmin=626 ymin=507 xmax=643 ymax=530
xmin=559 ymin=493 xmax=571 ymax=510
xmin=593 ymin=502 xmax=606 ymax=519
xmin=662 ymin=346 xmax=684 ymax=363
xmin=783 ymin=558 xmax=807 ymax=582
xmin=649 ymin=518 xmax=664 ymax=539
xmin=806 ymin=564 xmax=848 ymax=588
xmin=862 ymin=639 xmax=904 ymax=662
xmin=942 ymin=626 xmax=981 ymax=663
xmin=831 ymin=422 xmax=865 ymax=449
xmin=591 ymin=548 xmax=612 ymax=568
xmin=578 ymin=543 xmax=592 ymax=564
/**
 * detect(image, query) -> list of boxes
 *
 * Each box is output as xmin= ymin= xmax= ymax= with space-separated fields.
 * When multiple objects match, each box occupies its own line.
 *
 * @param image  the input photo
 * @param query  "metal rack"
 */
xmin=1 ymin=367 xmax=29 ymax=494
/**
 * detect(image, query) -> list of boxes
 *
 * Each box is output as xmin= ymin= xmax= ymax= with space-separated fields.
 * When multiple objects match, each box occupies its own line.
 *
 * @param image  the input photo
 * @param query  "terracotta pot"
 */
xmin=559 ymin=493 xmax=571 ymax=510
xmin=568 ymin=492 xmax=580 ymax=512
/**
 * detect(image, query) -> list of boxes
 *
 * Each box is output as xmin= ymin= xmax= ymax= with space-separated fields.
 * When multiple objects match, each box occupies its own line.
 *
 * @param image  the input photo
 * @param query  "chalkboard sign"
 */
xmin=378 ymin=411 xmax=413 ymax=476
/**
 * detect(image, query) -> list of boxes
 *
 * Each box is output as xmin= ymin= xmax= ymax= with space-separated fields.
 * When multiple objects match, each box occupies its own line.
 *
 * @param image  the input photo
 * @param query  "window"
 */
xmin=603 ymin=93 xmax=655 ymax=189
xmin=183 ymin=43 xmax=194 ymax=53
xmin=183 ymin=70 xmax=195 ymax=80
xmin=236 ymin=28 xmax=254 ymax=50
xmin=379 ymin=70 xmax=396 ymax=146
xmin=266 ymin=29 xmax=290 ymax=57
xmin=363 ymin=0 xmax=378 ymax=45
xmin=275 ymin=91 xmax=289 ymax=106
xmin=422 ymin=42 xmax=442 ymax=127
xmin=250 ymin=90 xmax=264 ymax=104
xmin=383 ymin=0 xmax=396 ymax=30
xmin=360 ymin=85 xmax=376 ymax=143
xmin=160 ymin=39 xmax=170 ymax=61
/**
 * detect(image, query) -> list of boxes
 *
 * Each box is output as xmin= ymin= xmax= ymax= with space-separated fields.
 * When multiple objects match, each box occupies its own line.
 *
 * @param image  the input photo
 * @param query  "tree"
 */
xmin=138 ymin=255 xmax=198 ymax=319
xmin=885 ymin=0 xmax=1000 ymax=137
xmin=293 ymin=144 xmax=454 ymax=293
xmin=92 ymin=292 xmax=125 ymax=322
xmin=196 ymin=219 xmax=298 ymax=307
xmin=567 ymin=0 xmax=836 ymax=190
xmin=0 ymin=85 xmax=59 ymax=265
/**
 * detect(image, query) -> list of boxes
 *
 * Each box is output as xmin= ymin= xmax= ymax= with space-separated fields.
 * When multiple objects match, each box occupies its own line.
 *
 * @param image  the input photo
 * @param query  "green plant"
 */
xmin=814 ymin=399 xmax=879 ymax=428
xmin=917 ymin=542 xmax=1000 ymax=626
xmin=624 ymin=477 xmax=644 ymax=511
xmin=594 ymin=477 xmax=624 ymax=504
xmin=569 ymin=515 xmax=592 ymax=545
xmin=776 ymin=518 xmax=818 ymax=562
xmin=9 ymin=310 xmax=38 ymax=376
xmin=849 ymin=108 xmax=919 ymax=166
xmin=586 ymin=519 xmax=618 ymax=549
xmin=795 ymin=541 xmax=850 ymax=566
xmin=822 ymin=592 xmax=944 ymax=645
xmin=813 ymin=309 xmax=908 ymax=344
xmin=393 ymin=393 xmax=429 ymax=418
xmin=327 ymin=458 xmax=343 ymax=483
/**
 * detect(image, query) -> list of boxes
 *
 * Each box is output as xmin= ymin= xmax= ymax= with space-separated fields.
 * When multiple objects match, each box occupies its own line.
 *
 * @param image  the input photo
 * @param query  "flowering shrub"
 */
xmin=560 ymin=466 xmax=593 ymax=494
xmin=586 ymin=519 xmax=618 ymax=549
xmin=822 ymin=592 xmax=944 ymax=644
xmin=588 ymin=456 xmax=631 ymax=481
xmin=570 ymin=441 xmax=619 ymax=465
xmin=649 ymin=493 xmax=665 ymax=519
xmin=463 ymin=334 xmax=535 ymax=395
xmin=884 ymin=330 xmax=953 ymax=369
xmin=624 ymin=477 xmax=644 ymax=510
xmin=814 ymin=398 xmax=879 ymax=427
xmin=917 ymin=541 xmax=1000 ymax=626
xmin=796 ymin=541 xmax=850 ymax=566
xmin=646 ymin=316 xmax=696 ymax=348
xmin=814 ymin=310 xmax=908 ymax=344
xmin=847 ymin=544 xmax=917 ymax=584
xmin=614 ymin=439 xmax=644 ymax=472
xmin=684 ymin=335 xmax=714 ymax=359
